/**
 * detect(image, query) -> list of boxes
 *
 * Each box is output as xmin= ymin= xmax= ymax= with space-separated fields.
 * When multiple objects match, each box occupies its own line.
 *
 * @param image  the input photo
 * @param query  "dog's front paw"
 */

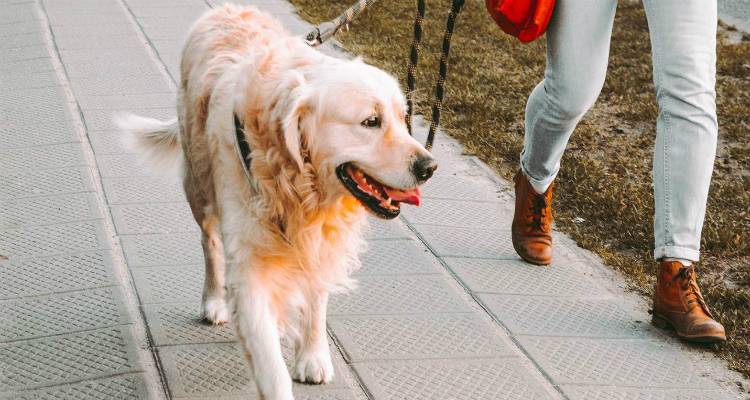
xmin=293 ymin=348 xmax=334 ymax=384
xmin=201 ymin=297 xmax=229 ymax=325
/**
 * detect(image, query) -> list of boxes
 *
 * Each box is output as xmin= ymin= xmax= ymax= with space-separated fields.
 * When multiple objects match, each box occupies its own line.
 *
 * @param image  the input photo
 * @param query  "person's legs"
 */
xmin=643 ymin=0 xmax=724 ymax=343
xmin=521 ymin=0 xmax=618 ymax=192
xmin=513 ymin=0 xmax=617 ymax=265
xmin=644 ymin=0 xmax=718 ymax=262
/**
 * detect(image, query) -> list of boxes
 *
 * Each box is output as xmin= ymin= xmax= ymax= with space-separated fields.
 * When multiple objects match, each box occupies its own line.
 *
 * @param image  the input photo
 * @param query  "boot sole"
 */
xmin=651 ymin=313 xmax=726 ymax=344
xmin=512 ymin=240 xmax=551 ymax=266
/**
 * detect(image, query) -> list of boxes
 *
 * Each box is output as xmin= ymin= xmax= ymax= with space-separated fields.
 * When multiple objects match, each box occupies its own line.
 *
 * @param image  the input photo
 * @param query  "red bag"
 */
xmin=485 ymin=0 xmax=556 ymax=43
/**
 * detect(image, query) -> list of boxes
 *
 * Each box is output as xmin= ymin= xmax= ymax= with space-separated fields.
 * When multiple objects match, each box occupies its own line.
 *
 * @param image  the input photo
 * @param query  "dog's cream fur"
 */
xmin=117 ymin=5 xmax=432 ymax=399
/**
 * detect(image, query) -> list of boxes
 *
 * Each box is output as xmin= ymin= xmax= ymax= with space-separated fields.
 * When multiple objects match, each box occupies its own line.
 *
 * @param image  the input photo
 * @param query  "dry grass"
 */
xmin=290 ymin=0 xmax=750 ymax=377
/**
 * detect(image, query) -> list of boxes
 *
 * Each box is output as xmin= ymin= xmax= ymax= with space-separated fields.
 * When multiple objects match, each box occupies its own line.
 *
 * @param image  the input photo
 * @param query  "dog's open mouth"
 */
xmin=336 ymin=163 xmax=421 ymax=219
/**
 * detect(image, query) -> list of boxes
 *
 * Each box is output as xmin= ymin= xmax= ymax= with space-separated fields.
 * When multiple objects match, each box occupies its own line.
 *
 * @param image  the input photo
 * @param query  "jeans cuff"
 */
xmin=519 ymin=158 xmax=557 ymax=194
xmin=653 ymin=245 xmax=700 ymax=262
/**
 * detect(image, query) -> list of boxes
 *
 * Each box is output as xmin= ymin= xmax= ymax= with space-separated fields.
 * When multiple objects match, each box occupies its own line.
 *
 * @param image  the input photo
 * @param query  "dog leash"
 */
xmin=304 ymin=0 xmax=379 ymax=47
xmin=304 ymin=0 xmax=465 ymax=150
xmin=234 ymin=0 xmax=465 ymax=178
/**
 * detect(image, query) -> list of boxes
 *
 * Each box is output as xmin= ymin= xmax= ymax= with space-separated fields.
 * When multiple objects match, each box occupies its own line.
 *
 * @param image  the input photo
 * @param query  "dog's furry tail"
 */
xmin=115 ymin=113 xmax=184 ymax=175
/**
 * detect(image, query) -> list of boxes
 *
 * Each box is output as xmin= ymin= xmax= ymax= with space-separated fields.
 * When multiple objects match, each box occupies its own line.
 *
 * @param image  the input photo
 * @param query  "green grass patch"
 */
xmin=290 ymin=0 xmax=750 ymax=377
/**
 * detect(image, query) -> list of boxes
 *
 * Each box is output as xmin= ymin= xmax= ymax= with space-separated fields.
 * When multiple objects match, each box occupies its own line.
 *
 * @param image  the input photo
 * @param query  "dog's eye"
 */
xmin=361 ymin=115 xmax=381 ymax=129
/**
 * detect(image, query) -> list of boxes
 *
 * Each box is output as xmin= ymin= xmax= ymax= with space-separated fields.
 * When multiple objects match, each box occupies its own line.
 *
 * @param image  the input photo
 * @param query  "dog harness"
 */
xmin=233 ymin=114 xmax=255 ymax=186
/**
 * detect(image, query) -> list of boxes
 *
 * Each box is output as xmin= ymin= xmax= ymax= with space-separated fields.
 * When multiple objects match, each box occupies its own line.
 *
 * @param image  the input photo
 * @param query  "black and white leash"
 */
xmin=236 ymin=0 xmax=466 ymax=174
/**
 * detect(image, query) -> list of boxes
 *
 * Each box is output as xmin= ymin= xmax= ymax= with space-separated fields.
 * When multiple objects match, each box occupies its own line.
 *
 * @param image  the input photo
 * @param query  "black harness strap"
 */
xmin=234 ymin=114 xmax=253 ymax=180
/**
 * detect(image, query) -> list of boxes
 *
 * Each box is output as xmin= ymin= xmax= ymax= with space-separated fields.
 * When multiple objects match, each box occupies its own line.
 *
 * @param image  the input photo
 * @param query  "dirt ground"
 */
xmin=291 ymin=0 xmax=750 ymax=377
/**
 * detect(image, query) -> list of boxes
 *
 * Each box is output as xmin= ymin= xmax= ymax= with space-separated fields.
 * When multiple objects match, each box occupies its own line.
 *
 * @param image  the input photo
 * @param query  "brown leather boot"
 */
xmin=511 ymin=169 xmax=553 ymax=265
xmin=652 ymin=260 xmax=726 ymax=343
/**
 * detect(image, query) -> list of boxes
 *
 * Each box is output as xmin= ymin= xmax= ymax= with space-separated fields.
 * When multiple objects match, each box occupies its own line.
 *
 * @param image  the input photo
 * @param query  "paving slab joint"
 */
xmin=34 ymin=1 xmax=169 ymax=398
xmin=398 ymin=214 xmax=569 ymax=399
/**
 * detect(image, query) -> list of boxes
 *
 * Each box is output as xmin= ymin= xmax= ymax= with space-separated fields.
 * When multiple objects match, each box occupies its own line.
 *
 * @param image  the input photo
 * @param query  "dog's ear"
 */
xmin=279 ymin=71 xmax=309 ymax=171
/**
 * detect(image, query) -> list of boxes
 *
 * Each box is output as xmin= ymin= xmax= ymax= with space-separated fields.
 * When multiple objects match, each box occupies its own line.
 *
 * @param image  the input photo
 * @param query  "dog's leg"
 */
xmin=293 ymin=290 xmax=334 ymax=384
xmin=230 ymin=272 xmax=294 ymax=400
xmin=200 ymin=214 xmax=229 ymax=324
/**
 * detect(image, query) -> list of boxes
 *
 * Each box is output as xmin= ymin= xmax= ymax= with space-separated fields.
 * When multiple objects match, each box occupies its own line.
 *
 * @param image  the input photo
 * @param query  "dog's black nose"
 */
xmin=412 ymin=156 xmax=438 ymax=183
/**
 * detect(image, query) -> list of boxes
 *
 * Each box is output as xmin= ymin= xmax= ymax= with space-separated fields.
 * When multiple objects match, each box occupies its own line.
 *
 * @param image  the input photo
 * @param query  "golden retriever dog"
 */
xmin=116 ymin=4 xmax=436 ymax=399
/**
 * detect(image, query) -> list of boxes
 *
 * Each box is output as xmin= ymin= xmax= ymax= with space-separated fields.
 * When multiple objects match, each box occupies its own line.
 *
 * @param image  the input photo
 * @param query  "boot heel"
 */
xmin=651 ymin=314 xmax=672 ymax=330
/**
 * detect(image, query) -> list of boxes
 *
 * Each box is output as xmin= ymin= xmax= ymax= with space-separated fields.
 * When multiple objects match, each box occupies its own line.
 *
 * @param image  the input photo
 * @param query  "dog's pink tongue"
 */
xmin=384 ymin=187 xmax=421 ymax=206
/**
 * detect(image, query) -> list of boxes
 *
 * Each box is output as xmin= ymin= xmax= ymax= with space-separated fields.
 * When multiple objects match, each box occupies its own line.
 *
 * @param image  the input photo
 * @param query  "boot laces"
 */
xmin=673 ymin=266 xmax=711 ymax=313
xmin=529 ymin=194 xmax=547 ymax=230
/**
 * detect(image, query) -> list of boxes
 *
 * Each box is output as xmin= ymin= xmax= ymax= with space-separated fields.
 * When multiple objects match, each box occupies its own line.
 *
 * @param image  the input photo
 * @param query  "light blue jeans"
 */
xmin=521 ymin=0 xmax=718 ymax=262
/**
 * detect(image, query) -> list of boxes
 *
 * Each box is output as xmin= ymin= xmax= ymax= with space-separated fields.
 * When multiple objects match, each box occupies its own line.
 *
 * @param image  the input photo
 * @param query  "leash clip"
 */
xmin=304 ymin=21 xmax=337 ymax=47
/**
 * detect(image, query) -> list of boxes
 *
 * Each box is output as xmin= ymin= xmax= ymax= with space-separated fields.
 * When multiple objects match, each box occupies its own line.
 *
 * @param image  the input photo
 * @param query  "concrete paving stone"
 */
xmin=61 ymin=52 xmax=159 ymax=78
xmin=357 ymin=238 xmax=441 ymax=276
xmin=0 ymin=167 xmax=94 ymax=199
xmin=0 ymin=44 xmax=49 ymax=63
xmin=518 ymin=336 xmax=718 ymax=388
xmin=412 ymin=224 xmax=516 ymax=259
xmin=110 ymin=202 xmax=198 ymax=235
xmin=0 ymin=143 xmax=86 ymax=173
xmin=143 ymin=302 xmax=235 ymax=345
xmin=0 ymin=3 xmax=38 ymax=24
xmin=47 ymin=21 xmax=134 ymax=37
xmin=162 ymin=58 xmax=181 ymax=80
xmin=1 ymin=105 xmax=71 ymax=127
xmin=421 ymin=172 xmax=508 ymax=202
xmin=81 ymin=107 xmax=173 ymax=131
xmin=150 ymin=39 xmax=188 ymax=54
xmin=131 ymin=23 xmax=190 ymax=40
xmin=0 ymin=20 xmax=39 ymax=37
xmin=0 ymin=32 xmax=45 ymax=50
xmin=0 ymin=70 xmax=59 ymax=91
xmin=120 ymin=231 xmax=202 ymax=267
xmin=54 ymin=33 xmax=148 ymax=51
xmin=154 ymin=50 xmax=181 ymax=76
xmin=125 ymin=0 xmax=205 ymax=8
xmin=366 ymin=216 xmax=413 ymax=240
xmin=78 ymin=94 xmax=175 ymax=113
xmin=354 ymin=358 xmax=557 ymax=400
xmin=0 ymin=108 xmax=75 ymax=130
xmin=479 ymin=294 xmax=645 ymax=338
xmin=46 ymin=12 xmax=128 ymax=26
xmin=561 ymin=385 xmax=744 ymax=400
xmin=131 ymin=265 xmax=204 ymax=304
xmin=241 ymin=0 xmax=296 ymax=14
xmin=69 ymin=73 xmax=171 ymax=96
xmin=1 ymin=287 xmax=131 ymax=342
xmin=89 ymin=129 xmax=131 ymax=154
xmin=0 ymin=192 xmax=101 ymax=230
xmin=0 ymin=326 xmax=143 ymax=391
xmin=43 ymin=3 xmax=123 ymax=18
xmin=328 ymin=313 xmax=515 ymax=361
xmin=443 ymin=257 xmax=605 ymax=296
xmin=328 ymin=275 xmax=471 ymax=315
xmin=129 ymin=5 xmax=205 ymax=19
xmin=0 ymin=85 xmax=71 ymax=115
xmin=0 ymin=220 xmax=109 ymax=260
xmin=158 ymin=341 xmax=352 ymax=398
xmin=132 ymin=13 xmax=193 ymax=27
xmin=0 ymin=55 xmax=54 ymax=75
xmin=102 ymin=176 xmax=185 ymax=204
xmin=0 ymin=119 xmax=80 ymax=149
xmin=96 ymin=153 xmax=152 ymax=178
xmin=173 ymin=389 xmax=364 ymax=400
xmin=0 ymin=374 xmax=152 ymax=400
xmin=0 ymin=251 xmax=116 ymax=300
xmin=400 ymin=197 xmax=513 ymax=229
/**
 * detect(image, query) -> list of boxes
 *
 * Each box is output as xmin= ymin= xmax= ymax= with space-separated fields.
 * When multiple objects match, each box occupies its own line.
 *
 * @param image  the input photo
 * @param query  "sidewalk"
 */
xmin=0 ymin=0 xmax=748 ymax=399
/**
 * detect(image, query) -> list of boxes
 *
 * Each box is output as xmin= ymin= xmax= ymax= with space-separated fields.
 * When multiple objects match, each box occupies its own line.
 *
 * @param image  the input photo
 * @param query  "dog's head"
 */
xmin=275 ymin=58 xmax=437 ymax=219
